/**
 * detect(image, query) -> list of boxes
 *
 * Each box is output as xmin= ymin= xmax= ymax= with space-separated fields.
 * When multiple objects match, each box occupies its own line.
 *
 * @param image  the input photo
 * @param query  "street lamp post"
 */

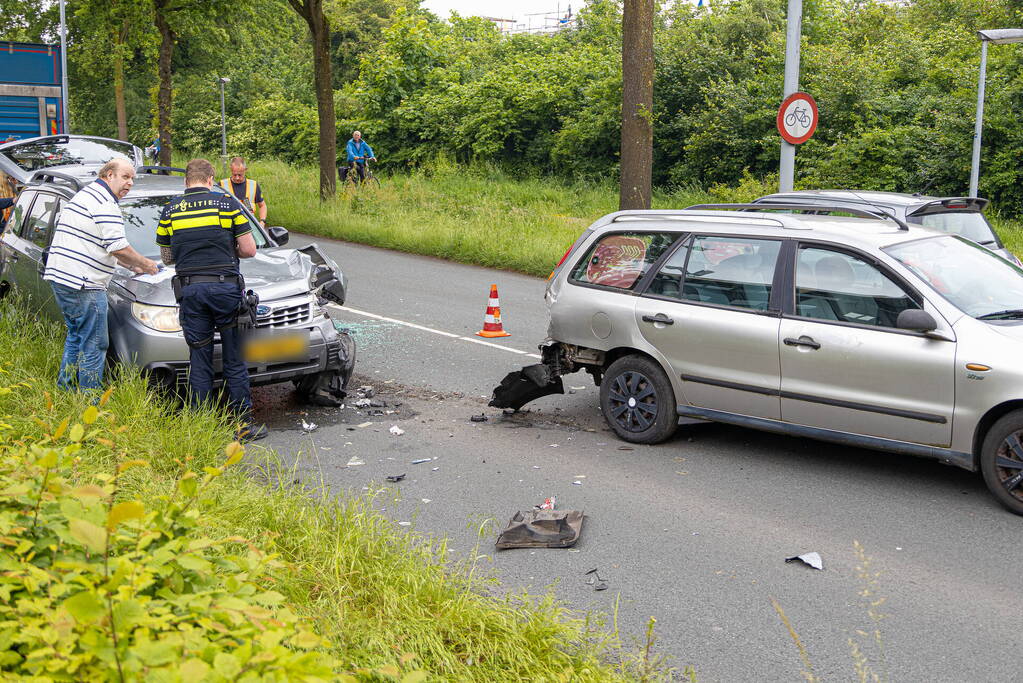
xmin=218 ymin=77 xmax=231 ymax=175
xmin=59 ymin=0 xmax=69 ymax=132
xmin=970 ymin=29 xmax=1023 ymax=198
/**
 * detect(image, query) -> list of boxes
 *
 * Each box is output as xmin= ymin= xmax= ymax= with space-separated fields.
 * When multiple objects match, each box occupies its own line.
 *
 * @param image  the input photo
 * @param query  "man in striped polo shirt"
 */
xmin=43 ymin=159 xmax=158 ymax=392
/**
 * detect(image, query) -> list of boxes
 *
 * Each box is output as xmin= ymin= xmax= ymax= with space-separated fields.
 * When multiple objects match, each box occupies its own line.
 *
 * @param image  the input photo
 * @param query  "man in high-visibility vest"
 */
xmin=219 ymin=156 xmax=267 ymax=228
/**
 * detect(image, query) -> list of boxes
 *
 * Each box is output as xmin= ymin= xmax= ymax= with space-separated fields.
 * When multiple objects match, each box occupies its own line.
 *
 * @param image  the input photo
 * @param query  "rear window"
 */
xmin=569 ymin=232 xmax=679 ymax=291
xmin=2 ymin=138 xmax=136 ymax=172
xmin=909 ymin=211 xmax=998 ymax=246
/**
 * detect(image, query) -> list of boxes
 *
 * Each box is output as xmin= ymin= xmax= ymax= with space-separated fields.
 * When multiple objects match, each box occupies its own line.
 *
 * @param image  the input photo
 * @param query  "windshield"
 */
xmin=121 ymin=196 xmax=268 ymax=258
xmin=908 ymin=211 xmax=998 ymax=246
xmin=3 ymin=138 xmax=137 ymax=172
xmin=885 ymin=235 xmax=1023 ymax=318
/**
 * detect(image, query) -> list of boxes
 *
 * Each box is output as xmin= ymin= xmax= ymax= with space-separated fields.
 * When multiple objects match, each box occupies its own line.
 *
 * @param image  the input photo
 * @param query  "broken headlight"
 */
xmin=131 ymin=303 xmax=181 ymax=332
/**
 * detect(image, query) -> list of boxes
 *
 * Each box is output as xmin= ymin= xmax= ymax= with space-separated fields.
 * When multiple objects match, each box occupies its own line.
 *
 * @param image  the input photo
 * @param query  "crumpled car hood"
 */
xmin=114 ymin=245 xmax=344 ymax=306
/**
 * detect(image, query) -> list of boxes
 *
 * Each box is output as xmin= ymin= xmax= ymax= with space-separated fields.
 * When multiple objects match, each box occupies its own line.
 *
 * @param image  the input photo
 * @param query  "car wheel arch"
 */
xmin=972 ymin=400 xmax=1023 ymax=468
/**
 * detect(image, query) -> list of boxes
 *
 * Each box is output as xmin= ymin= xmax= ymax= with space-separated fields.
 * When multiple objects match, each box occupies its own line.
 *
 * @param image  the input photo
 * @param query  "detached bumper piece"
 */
xmin=495 ymin=509 xmax=584 ymax=549
xmin=296 ymin=330 xmax=355 ymax=407
xmin=489 ymin=362 xmax=564 ymax=411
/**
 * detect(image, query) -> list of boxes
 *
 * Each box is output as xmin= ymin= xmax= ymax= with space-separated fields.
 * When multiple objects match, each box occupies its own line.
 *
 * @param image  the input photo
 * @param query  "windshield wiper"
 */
xmin=977 ymin=309 xmax=1023 ymax=320
xmin=979 ymin=239 xmax=997 ymax=246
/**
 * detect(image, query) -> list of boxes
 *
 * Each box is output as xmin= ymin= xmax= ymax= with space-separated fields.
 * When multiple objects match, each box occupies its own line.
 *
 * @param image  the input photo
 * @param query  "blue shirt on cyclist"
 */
xmin=346 ymin=132 xmax=375 ymax=165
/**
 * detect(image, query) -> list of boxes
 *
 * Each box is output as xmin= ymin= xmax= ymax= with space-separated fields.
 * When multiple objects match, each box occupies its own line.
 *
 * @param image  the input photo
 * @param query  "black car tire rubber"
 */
xmin=980 ymin=409 xmax=1023 ymax=515
xmin=599 ymin=354 xmax=677 ymax=445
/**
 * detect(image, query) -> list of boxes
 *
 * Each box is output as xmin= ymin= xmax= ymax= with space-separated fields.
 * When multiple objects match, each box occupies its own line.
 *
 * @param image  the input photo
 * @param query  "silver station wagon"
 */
xmin=494 ymin=205 xmax=1023 ymax=515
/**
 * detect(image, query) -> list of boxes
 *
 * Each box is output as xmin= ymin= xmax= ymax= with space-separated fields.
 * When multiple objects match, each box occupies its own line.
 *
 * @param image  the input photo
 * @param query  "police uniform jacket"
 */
xmin=156 ymin=187 xmax=251 ymax=277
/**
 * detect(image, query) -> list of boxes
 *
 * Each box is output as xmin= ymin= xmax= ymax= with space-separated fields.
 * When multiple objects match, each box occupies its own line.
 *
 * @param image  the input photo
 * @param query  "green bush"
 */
xmin=0 ymin=395 xmax=336 ymax=681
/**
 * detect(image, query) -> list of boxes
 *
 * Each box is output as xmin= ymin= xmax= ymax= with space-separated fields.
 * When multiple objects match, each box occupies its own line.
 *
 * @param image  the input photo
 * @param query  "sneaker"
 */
xmin=236 ymin=423 xmax=269 ymax=443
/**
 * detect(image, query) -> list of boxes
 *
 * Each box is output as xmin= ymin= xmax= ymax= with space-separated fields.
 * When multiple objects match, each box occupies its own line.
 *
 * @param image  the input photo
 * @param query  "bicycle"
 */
xmin=338 ymin=157 xmax=380 ymax=190
xmin=785 ymin=106 xmax=811 ymax=129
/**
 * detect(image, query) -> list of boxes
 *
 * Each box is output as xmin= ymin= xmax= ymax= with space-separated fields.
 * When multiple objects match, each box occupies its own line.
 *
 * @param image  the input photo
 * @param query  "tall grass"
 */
xmin=243 ymin=158 xmax=1023 ymax=276
xmin=0 ymin=297 xmax=663 ymax=681
xmin=249 ymin=158 xmax=712 ymax=278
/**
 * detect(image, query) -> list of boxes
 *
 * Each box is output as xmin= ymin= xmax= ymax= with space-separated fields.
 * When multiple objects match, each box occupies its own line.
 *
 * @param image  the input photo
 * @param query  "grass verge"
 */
xmin=0 ymin=298 xmax=662 ymax=681
xmin=247 ymin=159 xmax=1023 ymax=277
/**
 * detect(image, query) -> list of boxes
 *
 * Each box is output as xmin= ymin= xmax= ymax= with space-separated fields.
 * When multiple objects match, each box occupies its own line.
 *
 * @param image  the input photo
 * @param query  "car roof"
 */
xmin=759 ymin=189 xmax=959 ymax=208
xmin=593 ymin=209 xmax=937 ymax=252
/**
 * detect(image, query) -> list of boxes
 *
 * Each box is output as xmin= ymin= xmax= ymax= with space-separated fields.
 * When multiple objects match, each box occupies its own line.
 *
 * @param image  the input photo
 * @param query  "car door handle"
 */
xmin=784 ymin=336 xmax=821 ymax=350
xmin=642 ymin=314 xmax=674 ymax=325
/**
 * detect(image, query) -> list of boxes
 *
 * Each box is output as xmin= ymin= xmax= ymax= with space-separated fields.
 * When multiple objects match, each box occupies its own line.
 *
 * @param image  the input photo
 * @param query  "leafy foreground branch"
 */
xmin=0 ymin=300 xmax=651 ymax=681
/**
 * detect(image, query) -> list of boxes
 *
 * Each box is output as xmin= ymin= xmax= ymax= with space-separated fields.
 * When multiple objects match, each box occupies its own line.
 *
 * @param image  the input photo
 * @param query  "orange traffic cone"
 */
xmin=477 ymin=284 xmax=512 ymax=338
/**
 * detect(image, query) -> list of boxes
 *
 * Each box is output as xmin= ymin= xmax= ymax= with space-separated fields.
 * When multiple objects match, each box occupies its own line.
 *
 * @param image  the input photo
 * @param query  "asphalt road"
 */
xmin=252 ymin=234 xmax=1023 ymax=682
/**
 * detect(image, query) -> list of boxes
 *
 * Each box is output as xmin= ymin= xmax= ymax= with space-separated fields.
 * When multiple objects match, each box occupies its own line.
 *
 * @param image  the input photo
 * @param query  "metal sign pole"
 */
xmin=59 ymin=0 xmax=70 ymax=133
xmin=779 ymin=0 xmax=802 ymax=192
xmin=969 ymin=39 xmax=988 ymax=198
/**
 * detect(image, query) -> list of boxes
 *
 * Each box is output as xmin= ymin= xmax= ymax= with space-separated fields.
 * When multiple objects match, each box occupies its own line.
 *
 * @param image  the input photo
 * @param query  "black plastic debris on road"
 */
xmin=585 ymin=568 xmax=609 ymax=591
xmin=785 ymin=551 xmax=824 ymax=570
xmin=489 ymin=363 xmax=565 ymax=411
xmin=495 ymin=509 xmax=584 ymax=549
xmin=385 ymin=474 xmax=406 ymax=482
xmin=470 ymin=413 xmax=488 ymax=423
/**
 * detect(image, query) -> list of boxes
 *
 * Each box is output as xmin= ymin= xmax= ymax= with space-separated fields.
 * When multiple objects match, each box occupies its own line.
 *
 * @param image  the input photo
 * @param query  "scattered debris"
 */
xmin=431 ymin=467 xmax=440 ymax=471
xmin=357 ymin=422 xmax=372 ymax=428
xmin=490 ymin=363 xmax=565 ymax=410
xmin=570 ymin=386 xmax=586 ymax=391
xmin=532 ymin=465 xmax=541 ymax=469
xmin=411 ymin=458 xmax=431 ymax=465
xmin=370 ymin=399 xmax=386 ymax=408
xmin=617 ymin=446 xmax=634 ymax=451
xmin=357 ymin=385 xmax=375 ymax=398
xmin=385 ymin=474 xmax=406 ymax=482
xmin=785 ymin=551 xmax=824 ymax=571
xmin=572 ymin=480 xmax=582 ymax=486
xmin=398 ymin=521 xmax=411 ymax=527
xmin=301 ymin=419 xmax=318 ymax=432
xmin=389 ymin=425 xmax=405 ymax=436
xmin=495 ymin=509 xmax=584 ymax=549
xmin=346 ymin=456 xmax=365 ymax=467
xmin=470 ymin=413 xmax=488 ymax=423
xmin=354 ymin=398 xmax=372 ymax=408
xmin=584 ymin=568 xmax=609 ymax=591
xmin=421 ymin=498 xmax=431 ymax=504
xmin=536 ymin=496 xmax=556 ymax=510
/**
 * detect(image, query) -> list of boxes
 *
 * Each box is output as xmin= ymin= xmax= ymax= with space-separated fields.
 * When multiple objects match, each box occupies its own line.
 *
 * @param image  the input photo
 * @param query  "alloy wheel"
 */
xmin=994 ymin=431 xmax=1023 ymax=504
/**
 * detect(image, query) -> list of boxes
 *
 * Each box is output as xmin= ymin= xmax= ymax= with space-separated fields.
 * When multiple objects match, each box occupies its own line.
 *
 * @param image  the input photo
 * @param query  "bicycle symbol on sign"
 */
xmin=785 ymin=106 xmax=812 ymax=129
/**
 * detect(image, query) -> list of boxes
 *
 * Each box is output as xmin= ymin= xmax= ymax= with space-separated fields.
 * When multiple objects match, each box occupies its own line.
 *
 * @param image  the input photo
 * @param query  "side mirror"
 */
xmin=268 ymin=226 xmax=289 ymax=246
xmin=897 ymin=308 xmax=937 ymax=333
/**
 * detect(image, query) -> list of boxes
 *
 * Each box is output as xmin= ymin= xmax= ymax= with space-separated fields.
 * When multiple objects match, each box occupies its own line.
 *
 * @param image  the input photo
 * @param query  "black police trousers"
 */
xmin=179 ymin=281 xmax=252 ymax=416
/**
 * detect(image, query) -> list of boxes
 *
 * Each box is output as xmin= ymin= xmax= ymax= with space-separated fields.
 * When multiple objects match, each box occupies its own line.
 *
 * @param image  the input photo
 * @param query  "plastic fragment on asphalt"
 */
xmin=594 ymin=582 xmax=608 ymax=591
xmin=398 ymin=521 xmax=411 ymax=526
xmin=421 ymin=498 xmax=431 ymax=503
xmin=354 ymin=398 xmax=372 ymax=408
xmin=385 ymin=474 xmax=405 ymax=482
xmin=785 ymin=551 xmax=824 ymax=571
xmin=346 ymin=456 xmax=365 ymax=467
xmin=470 ymin=414 xmax=488 ymax=423
xmin=411 ymin=458 xmax=431 ymax=464
xmin=617 ymin=446 xmax=634 ymax=451
xmin=536 ymin=496 xmax=555 ymax=510
xmin=572 ymin=480 xmax=582 ymax=486
xmin=389 ymin=425 xmax=405 ymax=436
xmin=357 ymin=385 xmax=375 ymax=398
xmin=301 ymin=419 xmax=318 ymax=432
xmin=532 ymin=465 xmax=541 ymax=469
xmin=357 ymin=422 xmax=372 ymax=428
xmin=431 ymin=467 xmax=439 ymax=471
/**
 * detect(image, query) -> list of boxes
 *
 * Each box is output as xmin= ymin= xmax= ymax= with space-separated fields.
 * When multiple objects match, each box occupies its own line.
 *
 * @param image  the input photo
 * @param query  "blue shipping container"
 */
xmin=0 ymin=41 xmax=64 ymax=141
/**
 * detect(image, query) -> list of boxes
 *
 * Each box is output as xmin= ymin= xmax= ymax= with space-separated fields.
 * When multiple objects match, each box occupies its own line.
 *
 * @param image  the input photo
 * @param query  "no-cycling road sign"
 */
xmin=777 ymin=92 xmax=818 ymax=145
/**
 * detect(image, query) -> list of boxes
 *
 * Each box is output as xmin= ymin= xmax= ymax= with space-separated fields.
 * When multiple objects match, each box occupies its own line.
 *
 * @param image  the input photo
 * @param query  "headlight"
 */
xmin=131 ymin=303 xmax=181 ymax=332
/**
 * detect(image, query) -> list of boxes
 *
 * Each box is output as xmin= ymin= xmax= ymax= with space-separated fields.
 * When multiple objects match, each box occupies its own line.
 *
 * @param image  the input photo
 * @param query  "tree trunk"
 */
xmin=619 ymin=0 xmax=654 ymax=211
xmin=113 ymin=21 xmax=128 ymax=141
xmin=154 ymin=0 xmax=175 ymax=167
xmin=289 ymin=0 xmax=337 ymax=200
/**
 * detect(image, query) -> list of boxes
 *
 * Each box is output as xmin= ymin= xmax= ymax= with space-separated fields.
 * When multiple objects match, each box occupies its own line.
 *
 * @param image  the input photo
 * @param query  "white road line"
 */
xmin=333 ymin=304 xmax=542 ymax=359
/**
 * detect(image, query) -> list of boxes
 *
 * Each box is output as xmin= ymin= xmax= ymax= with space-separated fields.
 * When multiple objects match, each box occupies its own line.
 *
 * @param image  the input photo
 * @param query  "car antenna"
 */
xmin=846 ymin=189 xmax=907 ymax=230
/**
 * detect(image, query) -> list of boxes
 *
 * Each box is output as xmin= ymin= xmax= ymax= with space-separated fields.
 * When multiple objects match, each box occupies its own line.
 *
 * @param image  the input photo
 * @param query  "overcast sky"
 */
xmin=421 ymin=0 xmax=583 ymax=23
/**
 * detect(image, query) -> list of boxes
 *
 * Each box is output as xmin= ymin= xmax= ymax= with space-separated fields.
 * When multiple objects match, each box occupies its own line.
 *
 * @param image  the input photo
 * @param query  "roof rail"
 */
xmin=603 ymin=208 xmax=796 ymax=230
xmin=28 ymin=169 xmax=83 ymax=192
xmin=692 ymin=202 xmax=910 ymax=231
xmin=0 ymin=134 xmax=70 ymax=149
xmin=137 ymin=165 xmax=186 ymax=176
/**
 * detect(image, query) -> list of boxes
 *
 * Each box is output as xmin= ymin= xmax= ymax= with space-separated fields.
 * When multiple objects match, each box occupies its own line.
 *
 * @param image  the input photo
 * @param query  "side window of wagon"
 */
xmin=6 ymin=192 xmax=35 ymax=236
xmin=23 ymin=193 xmax=59 ymax=248
xmin=647 ymin=235 xmax=781 ymax=311
xmin=569 ymin=232 xmax=679 ymax=291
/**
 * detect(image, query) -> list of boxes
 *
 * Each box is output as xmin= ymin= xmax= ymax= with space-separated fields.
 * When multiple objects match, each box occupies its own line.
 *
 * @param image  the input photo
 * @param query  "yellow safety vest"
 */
xmin=219 ymin=178 xmax=257 ymax=211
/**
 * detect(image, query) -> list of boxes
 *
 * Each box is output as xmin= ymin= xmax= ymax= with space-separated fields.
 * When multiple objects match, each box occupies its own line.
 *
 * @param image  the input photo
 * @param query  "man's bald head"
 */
xmin=98 ymin=158 xmax=135 ymax=199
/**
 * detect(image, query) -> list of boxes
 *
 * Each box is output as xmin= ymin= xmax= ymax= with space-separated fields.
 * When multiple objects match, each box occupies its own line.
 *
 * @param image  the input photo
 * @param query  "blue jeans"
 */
xmin=178 ymin=281 xmax=252 ymax=417
xmin=51 ymin=282 xmax=109 ymax=392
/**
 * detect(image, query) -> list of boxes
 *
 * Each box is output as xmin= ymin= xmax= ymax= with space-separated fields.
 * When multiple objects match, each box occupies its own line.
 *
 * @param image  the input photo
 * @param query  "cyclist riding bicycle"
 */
xmin=339 ymin=130 xmax=377 ymax=184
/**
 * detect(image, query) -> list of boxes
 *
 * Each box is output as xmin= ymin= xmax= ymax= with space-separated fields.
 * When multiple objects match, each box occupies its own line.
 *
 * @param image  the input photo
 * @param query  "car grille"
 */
xmin=255 ymin=301 xmax=312 ymax=329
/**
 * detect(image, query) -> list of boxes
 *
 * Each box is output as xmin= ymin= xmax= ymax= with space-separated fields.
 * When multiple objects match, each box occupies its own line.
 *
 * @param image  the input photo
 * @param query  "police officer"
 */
xmin=157 ymin=158 xmax=267 ymax=441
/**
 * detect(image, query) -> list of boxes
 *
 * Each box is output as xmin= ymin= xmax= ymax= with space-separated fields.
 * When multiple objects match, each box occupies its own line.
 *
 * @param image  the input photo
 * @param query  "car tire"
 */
xmin=980 ymin=409 xmax=1023 ymax=515
xmin=599 ymin=354 xmax=677 ymax=444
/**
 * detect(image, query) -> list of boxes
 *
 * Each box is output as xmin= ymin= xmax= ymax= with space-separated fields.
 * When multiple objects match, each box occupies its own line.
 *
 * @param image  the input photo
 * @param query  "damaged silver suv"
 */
xmin=0 ymin=168 xmax=354 ymax=404
xmin=493 ymin=205 xmax=1023 ymax=515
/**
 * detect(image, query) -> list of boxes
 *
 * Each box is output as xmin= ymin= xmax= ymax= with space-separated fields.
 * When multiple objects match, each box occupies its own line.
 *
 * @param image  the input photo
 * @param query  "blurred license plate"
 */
xmin=244 ymin=330 xmax=309 ymax=363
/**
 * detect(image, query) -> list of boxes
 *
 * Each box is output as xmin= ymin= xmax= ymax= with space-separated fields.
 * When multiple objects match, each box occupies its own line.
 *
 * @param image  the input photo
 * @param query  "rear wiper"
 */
xmin=977 ymin=309 xmax=1023 ymax=320
xmin=979 ymin=240 xmax=997 ymax=246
